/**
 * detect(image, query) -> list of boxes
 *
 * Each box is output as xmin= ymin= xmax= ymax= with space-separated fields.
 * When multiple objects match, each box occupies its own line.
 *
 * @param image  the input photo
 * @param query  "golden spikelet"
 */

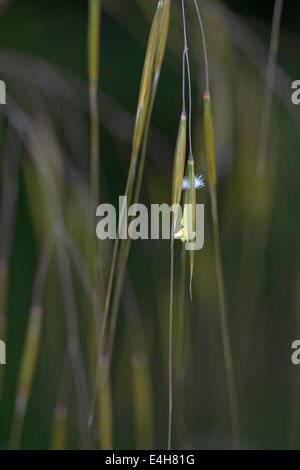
xmin=203 ymin=91 xmax=217 ymax=191
xmin=172 ymin=111 xmax=187 ymax=233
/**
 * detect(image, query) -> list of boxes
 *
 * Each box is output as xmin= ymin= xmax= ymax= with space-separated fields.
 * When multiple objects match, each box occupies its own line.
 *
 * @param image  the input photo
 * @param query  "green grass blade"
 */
xmin=89 ymin=0 xmax=166 ymax=429
xmin=172 ymin=111 xmax=187 ymax=234
xmin=203 ymin=91 xmax=240 ymax=449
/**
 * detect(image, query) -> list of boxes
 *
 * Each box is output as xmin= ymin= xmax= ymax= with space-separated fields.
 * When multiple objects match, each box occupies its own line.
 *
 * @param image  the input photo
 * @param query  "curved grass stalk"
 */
xmin=88 ymin=0 xmax=168 ymax=429
xmin=105 ymin=75 xmax=160 ymax=375
xmin=94 ymin=92 xmax=156 ymax=442
xmin=257 ymin=0 xmax=284 ymax=175
xmin=104 ymin=0 xmax=170 ymax=386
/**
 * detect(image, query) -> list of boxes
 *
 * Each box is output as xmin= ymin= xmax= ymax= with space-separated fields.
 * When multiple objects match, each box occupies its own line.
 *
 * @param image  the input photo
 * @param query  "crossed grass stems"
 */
xmin=0 ymin=0 xmax=285 ymax=450
xmin=87 ymin=0 xmax=237 ymax=451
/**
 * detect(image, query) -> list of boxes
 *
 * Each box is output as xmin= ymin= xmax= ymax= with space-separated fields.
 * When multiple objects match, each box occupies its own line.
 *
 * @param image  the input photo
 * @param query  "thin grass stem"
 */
xmin=181 ymin=0 xmax=193 ymax=158
xmin=104 ymin=0 xmax=170 ymax=376
xmin=257 ymin=0 xmax=284 ymax=175
xmin=168 ymin=244 xmax=174 ymax=450
xmin=92 ymin=29 xmax=165 ymax=431
xmin=192 ymin=0 xmax=210 ymax=93
xmin=88 ymin=0 xmax=167 ymax=428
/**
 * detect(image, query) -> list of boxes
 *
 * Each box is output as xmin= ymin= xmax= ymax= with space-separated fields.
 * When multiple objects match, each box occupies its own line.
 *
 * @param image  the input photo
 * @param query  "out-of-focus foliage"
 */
xmin=0 ymin=0 xmax=300 ymax=449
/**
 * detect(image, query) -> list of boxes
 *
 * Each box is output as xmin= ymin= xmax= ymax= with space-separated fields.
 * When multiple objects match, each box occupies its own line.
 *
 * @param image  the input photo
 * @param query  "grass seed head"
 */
xmin=172 ymin=111 xmax=187 ymax=232
xmin=174 ymin=159 xmax=196 ymax=300
xmin=133 ymin=1 xmax=163 ymax=155
xmin=203 ymin=91 xmax=217 ymax=190
xmin=154 ymin=0 xmax=171 ymax=84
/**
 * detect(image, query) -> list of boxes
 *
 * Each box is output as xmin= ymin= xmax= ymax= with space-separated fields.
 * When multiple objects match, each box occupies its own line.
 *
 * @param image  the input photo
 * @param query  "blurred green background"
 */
xmin=0 ymin=0 xmax=300 ymax=450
